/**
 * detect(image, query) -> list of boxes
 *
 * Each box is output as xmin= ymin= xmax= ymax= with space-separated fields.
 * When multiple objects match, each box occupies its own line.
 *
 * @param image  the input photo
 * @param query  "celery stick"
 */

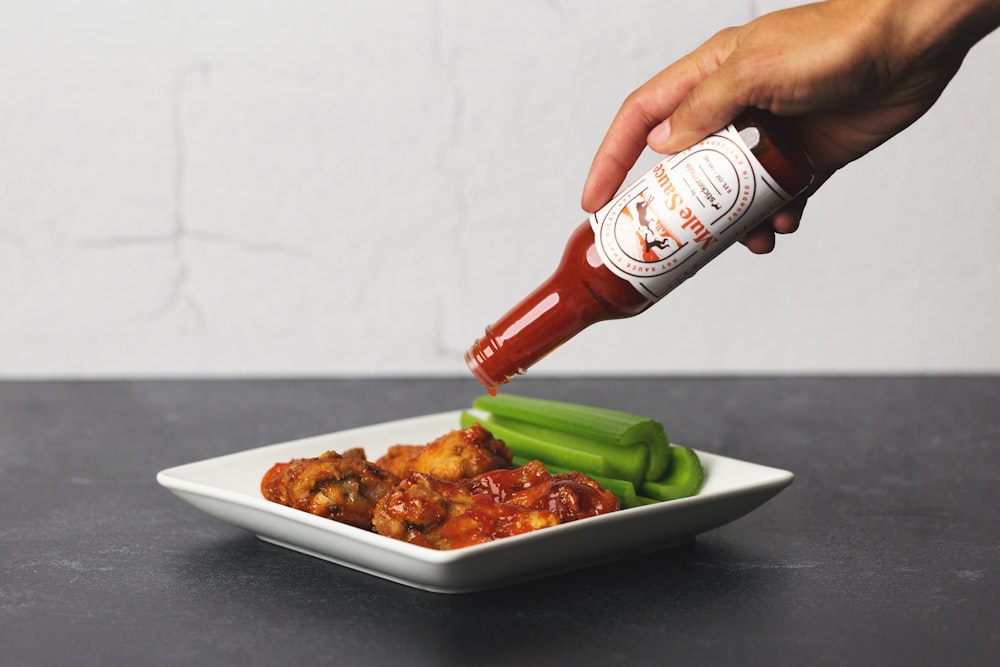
xmin=511 ymin=456 xmax=640 ymax=509
xmin=643 ymin=436 xmax=670 ymax=482
xmin=640 ymin=446 xmax=704 ymax=501
xmin=473 ymin=394 xmax=670 ymax=481
xmin=490 ymin=415 xmax=648 ymax=485
xmin=460 ymin=412 xmax=612 ymax=478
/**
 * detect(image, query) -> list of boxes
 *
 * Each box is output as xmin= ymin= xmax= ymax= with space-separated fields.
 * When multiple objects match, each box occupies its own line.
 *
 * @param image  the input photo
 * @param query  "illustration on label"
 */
xmin=590 ymin=125 xmax=792 ymax=300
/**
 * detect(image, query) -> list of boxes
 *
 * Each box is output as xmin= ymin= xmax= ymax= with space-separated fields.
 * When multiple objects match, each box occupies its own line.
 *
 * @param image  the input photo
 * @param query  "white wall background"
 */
xmin=1 ymin=0 xmax=998 ymax=378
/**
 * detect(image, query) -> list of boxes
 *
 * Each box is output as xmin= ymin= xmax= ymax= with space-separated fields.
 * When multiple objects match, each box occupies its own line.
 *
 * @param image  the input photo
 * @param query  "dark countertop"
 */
xmin=2 ymin=377 xmax=997 ymax=666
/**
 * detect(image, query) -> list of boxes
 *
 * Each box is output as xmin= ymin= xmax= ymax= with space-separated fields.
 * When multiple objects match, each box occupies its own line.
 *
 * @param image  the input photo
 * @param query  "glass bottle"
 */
xmin=465 ymin=111 xmax=815 ymax=394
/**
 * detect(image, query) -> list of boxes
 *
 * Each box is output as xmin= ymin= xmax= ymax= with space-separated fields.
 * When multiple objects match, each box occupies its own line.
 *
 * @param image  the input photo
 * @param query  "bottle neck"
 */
xmin=466 ymin=113 xmax=815 ymax=393
xmin=466 ymin=221 xmax=653 ymax=393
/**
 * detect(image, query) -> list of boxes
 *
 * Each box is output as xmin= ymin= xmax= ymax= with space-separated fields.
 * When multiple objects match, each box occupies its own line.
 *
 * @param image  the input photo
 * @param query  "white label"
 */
xmin=589 ymin=125 xmax=794 ymax=300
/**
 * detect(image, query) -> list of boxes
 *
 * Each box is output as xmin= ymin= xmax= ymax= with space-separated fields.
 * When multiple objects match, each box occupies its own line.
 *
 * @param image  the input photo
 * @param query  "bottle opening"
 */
xmin=464 ymin=345 xmax=500 ymax=395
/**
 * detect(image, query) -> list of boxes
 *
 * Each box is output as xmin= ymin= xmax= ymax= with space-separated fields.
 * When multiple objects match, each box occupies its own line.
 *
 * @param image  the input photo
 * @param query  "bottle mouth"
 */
xmin=464 ymin=344 xmax=501 ymax=396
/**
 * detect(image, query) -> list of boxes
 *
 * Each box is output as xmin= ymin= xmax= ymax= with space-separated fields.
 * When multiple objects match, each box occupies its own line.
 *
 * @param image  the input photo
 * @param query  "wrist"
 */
xmin=874 ymin=0 xmax=1000 ymax=56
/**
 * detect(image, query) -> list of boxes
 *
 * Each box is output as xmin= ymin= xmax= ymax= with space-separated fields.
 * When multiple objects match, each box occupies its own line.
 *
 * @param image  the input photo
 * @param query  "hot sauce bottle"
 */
xmin=465 ymin=111 xmax=815 ymax=394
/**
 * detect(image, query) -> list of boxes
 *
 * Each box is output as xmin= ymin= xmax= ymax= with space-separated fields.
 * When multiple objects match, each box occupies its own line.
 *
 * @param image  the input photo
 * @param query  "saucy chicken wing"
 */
xmin=375 ymin=423 xmax=512 ymax=481
xmin=371 ymin=471 xmax=560 ymax=549
xmin=261 ymin=449 xmax=399 ymax=529
xmin=261 ymin=426 xmax=619 ymax=548
xmin=464 ymin=459 xmax=620 ymax=522
xmin=372 ymin=459 xmax=619 ymax=549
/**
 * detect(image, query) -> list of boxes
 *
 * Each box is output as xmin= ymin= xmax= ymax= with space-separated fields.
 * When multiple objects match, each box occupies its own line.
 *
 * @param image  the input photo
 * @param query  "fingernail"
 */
xmin=647 ymin=119 xmax=671 ymax=150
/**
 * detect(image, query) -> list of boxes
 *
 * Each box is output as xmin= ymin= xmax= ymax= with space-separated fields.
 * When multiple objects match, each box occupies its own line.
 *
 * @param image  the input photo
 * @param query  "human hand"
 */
xmin=581 ymin=0 xmax=1000 ymax=253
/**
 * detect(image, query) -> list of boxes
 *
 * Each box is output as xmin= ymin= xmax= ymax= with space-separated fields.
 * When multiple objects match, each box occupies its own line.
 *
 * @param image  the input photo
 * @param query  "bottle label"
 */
xmin=589 ymin=124 xmax=794 ymax=300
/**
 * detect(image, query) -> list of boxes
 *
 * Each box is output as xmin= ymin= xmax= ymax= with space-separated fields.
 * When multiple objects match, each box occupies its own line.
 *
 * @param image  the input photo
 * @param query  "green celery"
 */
xmin=489 ymin=415 xmax=648 ymax=486
xmin=472 ymin=394 xmax=670 ymax=480
xmin=459 ymin=412 xmax=612 ymax=478
xmin=640 ymin=446 xmax=704 ymax=501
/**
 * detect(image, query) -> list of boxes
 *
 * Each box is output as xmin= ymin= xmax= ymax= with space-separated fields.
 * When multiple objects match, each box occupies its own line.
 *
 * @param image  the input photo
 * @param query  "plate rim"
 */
xmin=156 ymin=409 xmax=795 ymax=587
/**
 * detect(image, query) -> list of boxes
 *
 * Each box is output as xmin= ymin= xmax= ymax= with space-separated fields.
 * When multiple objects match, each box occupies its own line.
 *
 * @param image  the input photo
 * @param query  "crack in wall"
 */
xmin=150 ymin=62 xmax=211 ymax=329
xmin=6 ymin=34 xmax=340 ymax=345
xmin=72 ymin=230 xmax=313 ymax=260
xmin=137 ymin=62 xmax=319 ymax=328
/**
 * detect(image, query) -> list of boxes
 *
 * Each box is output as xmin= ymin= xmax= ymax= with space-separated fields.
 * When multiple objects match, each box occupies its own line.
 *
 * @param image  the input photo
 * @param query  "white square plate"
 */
xmin=157 ymin=410 xmax=793 ymax=593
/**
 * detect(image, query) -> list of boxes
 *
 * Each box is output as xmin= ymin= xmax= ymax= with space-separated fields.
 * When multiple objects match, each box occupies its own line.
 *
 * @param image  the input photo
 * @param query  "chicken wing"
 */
xmin=371 ymin=471 xmax=560 ymax=549
xmin=375 ymin=423 xmax=512 ymax=481
xmin=372 ymin=460 xmax=618 ymax=549
xmin=261 ymin=426 xmax=618 ymax=549
xmin=465 ymin=459 xmax=620 ymax=522
xmin=261 ymin=450 xmax=399 ymax=529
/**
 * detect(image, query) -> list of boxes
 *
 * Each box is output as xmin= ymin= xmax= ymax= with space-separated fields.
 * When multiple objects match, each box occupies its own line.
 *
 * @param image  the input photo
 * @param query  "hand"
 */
xmin=581 ymin=0 xmax=1000 ymax=253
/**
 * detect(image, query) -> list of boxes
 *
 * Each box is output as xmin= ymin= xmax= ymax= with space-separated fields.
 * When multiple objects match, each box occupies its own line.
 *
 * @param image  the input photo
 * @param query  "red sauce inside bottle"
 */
xmin=466 ymin=111 xmax=813 ymax=393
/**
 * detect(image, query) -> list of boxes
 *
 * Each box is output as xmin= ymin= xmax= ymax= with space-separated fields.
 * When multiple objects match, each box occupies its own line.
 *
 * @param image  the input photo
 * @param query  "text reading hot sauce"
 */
xmin=465 ymin=111 xmax=814 ymax=394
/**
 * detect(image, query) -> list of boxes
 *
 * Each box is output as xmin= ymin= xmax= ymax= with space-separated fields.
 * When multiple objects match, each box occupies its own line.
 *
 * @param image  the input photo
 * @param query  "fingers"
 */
xmin=581 ymin=35 xmax=734 ymax=213
xmin=769 ymin=202 xmax=805 ymax=235
xmin=741 ymin=226 xmax=777 ymax=254
xmin=580 ymin=97 xmax=662 ymax=213
xmin=647 ymin=31 xmax=751 ymax=155
xmin=740 ymin=197 xmax=808 ymax=254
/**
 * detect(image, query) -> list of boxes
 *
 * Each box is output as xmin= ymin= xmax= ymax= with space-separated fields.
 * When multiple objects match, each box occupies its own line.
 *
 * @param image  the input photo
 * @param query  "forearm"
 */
xmin=866 ymin=0 xmax=1000 ymax=59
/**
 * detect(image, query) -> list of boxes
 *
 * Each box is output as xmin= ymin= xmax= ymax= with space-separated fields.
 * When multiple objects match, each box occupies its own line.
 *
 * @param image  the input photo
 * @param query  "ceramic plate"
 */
xmin=157 ymin=410 xmax=793 ymax=593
